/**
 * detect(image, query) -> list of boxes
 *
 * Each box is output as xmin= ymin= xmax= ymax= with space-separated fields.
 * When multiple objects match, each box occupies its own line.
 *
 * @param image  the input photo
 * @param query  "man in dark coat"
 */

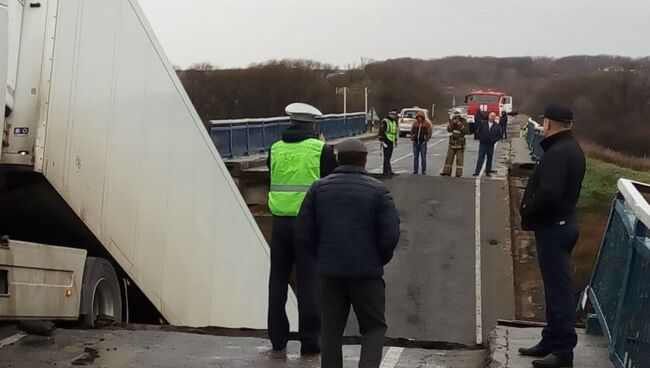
xmin=473 ymin=109 xmax=486 ymax=138
xmin=499 ymin=111 xmax=509 ymax=139
xmin=472 ymin=112 xmax=502 ymax=177
xmin=296 ymin=138 xmax=400 ymax=368
xmin=518 ymin=104 xmax=586 ymax=368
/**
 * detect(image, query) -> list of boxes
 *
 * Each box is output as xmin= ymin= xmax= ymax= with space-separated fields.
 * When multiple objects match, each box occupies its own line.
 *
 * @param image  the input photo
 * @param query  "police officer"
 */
xmin=519 ymin=104 xmax=586 ymax=368
xmin=266 ymin=102 xmax=338 ymax=355
xmin=378 ymin=109 xmax=398 ymax=176
xmin=441 ymin=111 xmax=469 ymax=177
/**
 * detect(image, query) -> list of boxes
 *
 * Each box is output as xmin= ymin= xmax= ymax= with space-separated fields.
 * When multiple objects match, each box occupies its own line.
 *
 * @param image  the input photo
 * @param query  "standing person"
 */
xmin=410 ymin=110 xmax=433 ymax=174
xmin=296 ymin=138 xmax=400 ymax=368
xmin=378 ymin=109 xmax=398 ymax=176
xmin=473 ymin=109 xmax=485 ymax=139
xmin=441 ymin=111 xmax=469 ymax=177
xmin=266 ymin=102 xmax=338 ymax=355
xmin=518 ymin=104 xmax=585 ymax=368
xmin=472 ymin=112 xmax=502 ymax=177
xmin=499 ymin=111 xmax=509 ymax=140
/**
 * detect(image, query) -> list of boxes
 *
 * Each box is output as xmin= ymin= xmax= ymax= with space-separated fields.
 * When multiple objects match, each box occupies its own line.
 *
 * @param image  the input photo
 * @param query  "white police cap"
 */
xmin=285 ymin=102 xmax=322 ymax=123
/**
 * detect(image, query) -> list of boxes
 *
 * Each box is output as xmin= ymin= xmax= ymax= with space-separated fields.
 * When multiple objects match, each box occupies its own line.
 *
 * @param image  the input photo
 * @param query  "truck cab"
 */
xmin=464 ymin=90 xmax=513 ymax=133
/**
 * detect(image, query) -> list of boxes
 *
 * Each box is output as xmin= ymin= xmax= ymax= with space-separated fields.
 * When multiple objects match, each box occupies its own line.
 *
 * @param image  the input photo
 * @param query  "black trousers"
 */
xmin=382 ymin=142 xmax=394 ymax=175
xmin=474 ymin=143 xmax=495 ymax=175
xmin=268 ymin=216 xmax=320 ymax=350
xmin=535 ymin=222 xmax=579 ymax=359
xmin=320 ymin=277 xmax=387 ymax=368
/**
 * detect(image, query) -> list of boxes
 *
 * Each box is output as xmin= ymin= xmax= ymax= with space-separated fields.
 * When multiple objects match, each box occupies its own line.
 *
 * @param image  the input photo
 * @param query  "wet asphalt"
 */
xmin=0 ymin=327 xmax=485 ymax=367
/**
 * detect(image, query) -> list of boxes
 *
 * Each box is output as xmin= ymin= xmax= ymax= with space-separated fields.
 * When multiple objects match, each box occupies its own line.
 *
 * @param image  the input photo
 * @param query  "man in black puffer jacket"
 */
xmin=296 ymin=138 xmax=400 ymax=368
xmin=518 ymin=104 xmax=586 ymax=368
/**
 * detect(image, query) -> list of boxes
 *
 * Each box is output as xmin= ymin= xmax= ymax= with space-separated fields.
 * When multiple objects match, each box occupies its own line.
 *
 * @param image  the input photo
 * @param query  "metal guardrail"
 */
xmin=525 ymin=118 xmax=544 ymax=161
xmin=587 ymin=179 xmax=650 ymax=368
xmin=210 ymin=113 xmax=367 ymax=158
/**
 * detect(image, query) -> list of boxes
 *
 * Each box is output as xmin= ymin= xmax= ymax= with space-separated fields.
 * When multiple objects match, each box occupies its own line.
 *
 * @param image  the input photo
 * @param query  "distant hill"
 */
xmin=178 ymin=56 xmax=650 ymax=157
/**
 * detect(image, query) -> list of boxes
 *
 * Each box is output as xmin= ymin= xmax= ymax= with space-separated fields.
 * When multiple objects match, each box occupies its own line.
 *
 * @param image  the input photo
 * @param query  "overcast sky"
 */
xmin=137 ymin=0 xmax=650 ymax=69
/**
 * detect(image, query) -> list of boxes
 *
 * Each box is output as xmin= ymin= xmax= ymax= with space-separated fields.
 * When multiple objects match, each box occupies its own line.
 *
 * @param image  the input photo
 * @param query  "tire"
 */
xmin=78 ymin=257 xmax=122 ymax=328
xmin=399 ymin=133 xmax=406 ymax=138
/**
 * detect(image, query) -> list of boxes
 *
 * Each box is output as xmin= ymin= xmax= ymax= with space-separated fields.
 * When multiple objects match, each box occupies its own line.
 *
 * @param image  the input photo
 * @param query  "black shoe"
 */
xmin=440 ymin=173 xmax=450 ymax=176
xmin=532 ymin=354 xmax=573 ymax=368
xmin=472 ymin=173 xmax=479 ymax=176
xmin=485 ymin=173 xmax=492 ymax=177
xmin=519 ymin=344 xmax=552 ymax=357
xmin=488 ymin=170 xmax=497 ymax=174
xmin=300 ymin=343 xmax=321 ymax=356
xmin=272 ymin=345 xmax=287 ymax=352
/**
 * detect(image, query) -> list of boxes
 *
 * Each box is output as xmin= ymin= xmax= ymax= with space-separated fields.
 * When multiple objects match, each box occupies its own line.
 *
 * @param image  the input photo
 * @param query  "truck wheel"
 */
xmin=78 ymin=257 xmax=122 ymax=328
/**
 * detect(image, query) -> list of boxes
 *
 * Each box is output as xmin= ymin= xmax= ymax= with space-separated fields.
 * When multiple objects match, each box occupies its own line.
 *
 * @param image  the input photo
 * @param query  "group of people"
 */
xmin=267 ymin=102 xmax=400 ymax=368
xmin=266 ymin=102 xmax=585 ymax=368
xmin=377 ymin=108 xmax=511 ymax=178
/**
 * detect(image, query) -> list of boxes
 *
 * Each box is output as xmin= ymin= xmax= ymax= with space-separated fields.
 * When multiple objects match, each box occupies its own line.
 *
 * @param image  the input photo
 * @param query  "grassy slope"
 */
xmin=572 ymin=158 xmax=650 ymax=290
xmin=579 ymin=158 xmax=650 ymax=211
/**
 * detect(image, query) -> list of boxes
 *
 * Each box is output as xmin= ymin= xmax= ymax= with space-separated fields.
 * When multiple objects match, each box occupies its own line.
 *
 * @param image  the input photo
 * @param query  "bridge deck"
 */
xmin=349 ymin=124 xmax=516 ymax=345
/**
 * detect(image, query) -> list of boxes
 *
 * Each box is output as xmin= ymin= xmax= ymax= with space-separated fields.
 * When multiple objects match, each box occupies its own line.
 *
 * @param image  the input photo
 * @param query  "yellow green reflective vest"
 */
xmin=269 ymin=138 xmax=325 ymax=216
xmin=383 ymin=118 xmax=397 ymax=142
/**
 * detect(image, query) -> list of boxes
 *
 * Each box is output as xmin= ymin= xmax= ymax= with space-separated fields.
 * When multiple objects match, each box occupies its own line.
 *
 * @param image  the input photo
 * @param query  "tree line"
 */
xmin=177 ymin=56 xmax=650 ymax=158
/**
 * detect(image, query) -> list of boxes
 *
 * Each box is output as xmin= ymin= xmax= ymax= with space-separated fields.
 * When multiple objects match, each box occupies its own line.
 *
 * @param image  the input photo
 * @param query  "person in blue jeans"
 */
xmin=473 ymin=112 xmax=502 ymax=177
xmin=409 ymin=111 xmax=432 ymax=174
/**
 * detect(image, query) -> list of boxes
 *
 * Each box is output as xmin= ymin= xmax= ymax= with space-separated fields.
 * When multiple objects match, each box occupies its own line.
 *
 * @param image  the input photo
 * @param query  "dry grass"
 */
xmin=579 ymin=140 xmax=650 ymax=172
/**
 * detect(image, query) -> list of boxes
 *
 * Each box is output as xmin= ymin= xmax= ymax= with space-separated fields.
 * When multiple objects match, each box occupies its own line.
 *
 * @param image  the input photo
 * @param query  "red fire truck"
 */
xmin=463 ymin=89 xmax=513 ymax=133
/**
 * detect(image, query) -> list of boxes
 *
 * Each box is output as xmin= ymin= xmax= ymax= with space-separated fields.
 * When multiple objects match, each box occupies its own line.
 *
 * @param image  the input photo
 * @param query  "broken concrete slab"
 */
xmin=0 ymin=327 xmax=486 ymax=368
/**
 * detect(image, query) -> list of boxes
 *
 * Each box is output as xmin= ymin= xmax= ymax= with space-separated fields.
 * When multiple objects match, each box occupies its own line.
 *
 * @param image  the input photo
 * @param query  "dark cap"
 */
xmin=388 ymin=109 xmax=398 ymax=114
xmin=337 ymin=139 xmax=368 ymax=154
xmin=540 ymin=104 xmax=573 ymax=124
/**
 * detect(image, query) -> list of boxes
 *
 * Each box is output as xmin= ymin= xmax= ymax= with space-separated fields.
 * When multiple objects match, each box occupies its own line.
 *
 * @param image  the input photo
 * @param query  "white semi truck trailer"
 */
xmin=0 ymin=0 xmax=297 ymax=329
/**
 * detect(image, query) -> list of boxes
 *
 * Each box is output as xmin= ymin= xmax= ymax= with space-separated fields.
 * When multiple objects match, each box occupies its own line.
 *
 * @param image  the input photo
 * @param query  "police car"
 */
xmin=398 ymin=107 xmax=429 ymax=137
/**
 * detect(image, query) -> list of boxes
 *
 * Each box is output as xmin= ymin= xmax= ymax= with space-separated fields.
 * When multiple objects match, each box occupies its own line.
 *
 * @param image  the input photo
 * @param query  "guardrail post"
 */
xmin=228 ymin=122 xmax=234 ymax=159
xmin=245 ymin=121 xmax=250 ymax=156
xmin=262 ymin=120 xmax=267 ymax=152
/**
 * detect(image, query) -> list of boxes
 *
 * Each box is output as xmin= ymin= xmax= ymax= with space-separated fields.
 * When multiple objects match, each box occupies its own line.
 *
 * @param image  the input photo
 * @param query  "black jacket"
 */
xmin=266 ymin=124 xmax=338 ymax=178
xmin=474 ymin=111 xmax=485 ymax=125
xmin=295 ymin=166 xmax=401 ymax=278
xmin=499 ymin=113 xmax=508 ymax=126
xmin=520 ymin=130 xmax=586 ymax=231
xmin=475 ymin=120 xmax=502 ymax=145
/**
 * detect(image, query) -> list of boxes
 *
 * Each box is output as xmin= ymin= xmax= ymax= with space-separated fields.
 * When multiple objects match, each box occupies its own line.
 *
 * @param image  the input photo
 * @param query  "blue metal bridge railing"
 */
xmin=210 ymin=112 xmax=367 ymax=159
xmin=525 ymin=118 xmax=544 ymax=161
xmin=587 ymin=179 xmax=650 ymax=368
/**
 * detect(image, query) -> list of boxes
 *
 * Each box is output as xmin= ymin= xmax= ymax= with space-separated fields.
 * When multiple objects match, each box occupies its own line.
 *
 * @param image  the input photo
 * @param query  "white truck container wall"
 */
xmin=36 ymin=0 xmax=297 ymax=329
xmin=1 ymin=0 xmax=7 ymax=138
xmin=3 ymin=0 xmax=47 ymax=166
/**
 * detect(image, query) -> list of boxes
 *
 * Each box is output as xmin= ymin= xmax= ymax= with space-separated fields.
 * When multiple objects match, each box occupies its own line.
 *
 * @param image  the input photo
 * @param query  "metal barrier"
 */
xmin=525 ymin=118 xmax=544 ymax=161
xmin=587 ymin=179 xmax=650 ymax=368
xmin=210 ymin=113 xmax=367 ymax=158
